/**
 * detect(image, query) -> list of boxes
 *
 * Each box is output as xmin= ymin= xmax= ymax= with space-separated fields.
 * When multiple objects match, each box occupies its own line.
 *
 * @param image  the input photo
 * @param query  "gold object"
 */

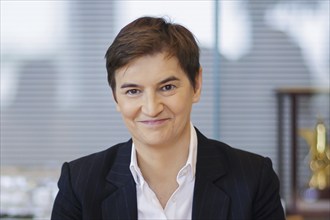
xmin=299 ymin=119 xmax=330 ymax=191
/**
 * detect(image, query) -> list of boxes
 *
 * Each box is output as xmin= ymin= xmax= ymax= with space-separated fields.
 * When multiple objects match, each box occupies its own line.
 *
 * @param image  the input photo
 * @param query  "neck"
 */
xmin=134 ymin=128 xmax=191 ymax=183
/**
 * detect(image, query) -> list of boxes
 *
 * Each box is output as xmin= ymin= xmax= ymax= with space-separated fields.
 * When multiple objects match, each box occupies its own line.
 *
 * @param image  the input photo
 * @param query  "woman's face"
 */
xmin=114 ymin=52 xmax=202 ymax=149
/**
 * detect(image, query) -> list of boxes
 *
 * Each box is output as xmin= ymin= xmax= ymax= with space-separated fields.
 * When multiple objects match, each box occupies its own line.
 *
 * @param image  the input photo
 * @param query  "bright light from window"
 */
xmin=219 ymin=1 xmax=252 ymax=60
xmin=115 ymin=0 xmax=214 ymax=48
xmin=1 ymin=1 xmax=67 ymax=107
xmin=1 ymin=1 xmax=67 ymax=55
xmin=265 ymin=1 xmax=330 ymax=86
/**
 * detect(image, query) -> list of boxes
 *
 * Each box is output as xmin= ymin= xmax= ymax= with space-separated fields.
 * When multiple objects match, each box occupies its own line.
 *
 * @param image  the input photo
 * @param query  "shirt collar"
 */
xmin=129 ymin=122 xmax=198 ymax=186
xmin=129 ymin=142 xmax=144 ymax=186
xmin=182 ymin=122 xmax=197 ymax=182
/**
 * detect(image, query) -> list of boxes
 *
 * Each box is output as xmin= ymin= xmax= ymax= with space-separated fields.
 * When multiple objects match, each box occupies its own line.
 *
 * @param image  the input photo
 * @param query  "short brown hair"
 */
xmin=105 ymin=16 xmax=200 ymax=95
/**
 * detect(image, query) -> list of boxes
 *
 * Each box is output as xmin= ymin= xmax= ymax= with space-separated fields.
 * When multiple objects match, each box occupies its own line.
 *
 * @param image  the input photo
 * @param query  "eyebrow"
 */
xmin=120 ymin=83 xmax=139 ymax=89
xmin=159 ymin=76 xmax=180 ymax=85
xmin=120 ymin=76 xmax=180 ymax=89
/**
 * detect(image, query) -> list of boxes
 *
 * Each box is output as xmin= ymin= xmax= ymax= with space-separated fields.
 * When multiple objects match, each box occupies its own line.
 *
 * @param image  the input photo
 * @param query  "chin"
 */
xmin=137 ymin=134 xmax=174 ymax=147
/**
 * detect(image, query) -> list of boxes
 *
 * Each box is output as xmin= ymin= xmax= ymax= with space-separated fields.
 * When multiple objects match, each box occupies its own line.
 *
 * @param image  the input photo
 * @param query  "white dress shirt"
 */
xmin=129 ymin=123 xmax=197 ymax=219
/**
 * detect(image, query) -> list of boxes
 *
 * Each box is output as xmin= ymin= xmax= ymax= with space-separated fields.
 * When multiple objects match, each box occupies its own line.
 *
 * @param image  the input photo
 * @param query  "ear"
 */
xmin=193 ymin=67 xmax=203 ymax=103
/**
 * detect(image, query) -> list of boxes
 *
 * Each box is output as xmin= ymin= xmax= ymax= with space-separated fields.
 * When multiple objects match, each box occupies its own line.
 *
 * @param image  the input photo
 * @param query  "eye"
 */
xmin=161 ymin=84 xmax=176 ymax=91
xmin=126 ymin=89 xmax=141 ymax=96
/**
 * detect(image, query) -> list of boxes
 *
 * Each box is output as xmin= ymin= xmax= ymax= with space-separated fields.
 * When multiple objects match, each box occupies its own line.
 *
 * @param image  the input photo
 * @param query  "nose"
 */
xmin=141 ymin=92 xmax=164 ymax=117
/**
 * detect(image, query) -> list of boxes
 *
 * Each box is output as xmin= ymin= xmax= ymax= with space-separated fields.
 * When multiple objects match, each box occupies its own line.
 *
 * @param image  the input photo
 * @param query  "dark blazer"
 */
xmin=51 ymin=129 xmax=285 ymax=220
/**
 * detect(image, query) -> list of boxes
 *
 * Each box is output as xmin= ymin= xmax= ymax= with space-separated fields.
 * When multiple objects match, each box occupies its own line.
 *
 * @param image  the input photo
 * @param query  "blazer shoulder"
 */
xmin=198 ymin=131 xmax=274 ymax=183
xmin=220 ymin=141 xmax=266 ymax=164
xmin=68 ymin=140 xmax=131 ymax=170
xmin=198 ymin=130 xmax=266 ymax=165
xmin=205 ymin=137 xmax=276 ymax=186
xmin=61 ymin=140 xmax=132 ymax=193
xmin=57 ymin=140 xmax=132 ymax=199
xmin=52 ymin=140 xmax=133 ymax=219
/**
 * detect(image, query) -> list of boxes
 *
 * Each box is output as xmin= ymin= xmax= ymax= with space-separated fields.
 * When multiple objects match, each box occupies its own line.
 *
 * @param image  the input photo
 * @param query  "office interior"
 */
xmin=1 ymin=0 xmax=329 ymax=219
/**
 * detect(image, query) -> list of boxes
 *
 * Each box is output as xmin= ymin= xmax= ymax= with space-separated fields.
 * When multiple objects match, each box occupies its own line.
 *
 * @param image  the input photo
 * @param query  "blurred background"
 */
xmin=1 ymin=0 xmax=329 ymax=219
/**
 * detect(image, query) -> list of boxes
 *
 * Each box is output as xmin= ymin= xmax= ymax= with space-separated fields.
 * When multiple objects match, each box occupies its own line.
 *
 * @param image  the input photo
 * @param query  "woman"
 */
xmin=51 ymin=16 xmax=285 ymax=220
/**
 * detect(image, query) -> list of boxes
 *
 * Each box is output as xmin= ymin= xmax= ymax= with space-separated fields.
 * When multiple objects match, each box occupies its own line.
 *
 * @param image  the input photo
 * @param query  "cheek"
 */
xmin=117 ymin=99 xmax=139 ymax=119
xmin=167 ymin=94 xmax=193 ymax=115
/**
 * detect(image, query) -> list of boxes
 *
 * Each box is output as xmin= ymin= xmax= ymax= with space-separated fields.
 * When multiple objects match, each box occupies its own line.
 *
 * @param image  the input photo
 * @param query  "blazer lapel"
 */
xmin=101 ymin=141 xmax=138 ymax=220
xmin=192 ymin=130 xmax=230 ymax=220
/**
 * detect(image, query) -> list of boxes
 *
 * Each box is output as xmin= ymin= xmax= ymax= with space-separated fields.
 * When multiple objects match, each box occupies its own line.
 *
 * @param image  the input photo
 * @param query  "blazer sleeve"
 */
xmin=51 ymin=162 xmax=82 ymax=220
xmin=252 ymin=157 xmax=285 ymax=220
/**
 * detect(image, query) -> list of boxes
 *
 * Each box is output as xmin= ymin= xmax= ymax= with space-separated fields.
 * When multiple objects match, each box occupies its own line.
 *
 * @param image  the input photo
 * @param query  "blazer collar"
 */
xmin=102 ymin=140 xmax=138 ymax=220
xmin=192 ymin=129 xmax=230 ymax=220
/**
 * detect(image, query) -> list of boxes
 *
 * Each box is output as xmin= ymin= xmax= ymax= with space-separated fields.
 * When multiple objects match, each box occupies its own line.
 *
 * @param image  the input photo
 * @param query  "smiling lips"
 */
xmin=139 ymin=118 xmax=170 ymax=126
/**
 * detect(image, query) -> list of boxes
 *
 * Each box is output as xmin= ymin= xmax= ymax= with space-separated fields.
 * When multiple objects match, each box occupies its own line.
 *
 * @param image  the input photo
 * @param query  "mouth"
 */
xmin=138 ymin=118 xmax=170 ymax=126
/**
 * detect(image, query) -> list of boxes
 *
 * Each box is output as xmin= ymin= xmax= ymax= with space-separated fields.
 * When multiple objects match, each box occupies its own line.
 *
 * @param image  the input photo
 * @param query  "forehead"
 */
xmin=114 ymin=53 xmax=186 ymax=83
